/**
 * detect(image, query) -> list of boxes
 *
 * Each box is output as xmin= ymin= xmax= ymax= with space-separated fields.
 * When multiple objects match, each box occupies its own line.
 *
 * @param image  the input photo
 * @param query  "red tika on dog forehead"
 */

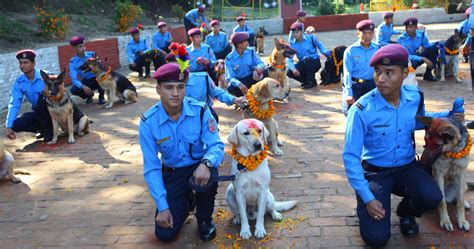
xmin=243 ymin=119 xmax=260 ymax=129
xmin=424 ymin=118 xmax=447 ymax=151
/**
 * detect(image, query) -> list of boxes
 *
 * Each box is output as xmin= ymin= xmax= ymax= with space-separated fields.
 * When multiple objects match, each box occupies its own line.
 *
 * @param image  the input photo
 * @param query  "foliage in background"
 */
xmin=114 ymin=0 xmax=143 ymax=32
xmin=34 ymin=5 xmax=70 ymax=40
xmin=171 ymin=4 xmax=186 ymax=21
xmin=319 ymin=0 xmax=336 ymax=15
xmin=0 ymin=15 xmax=35 ymax=43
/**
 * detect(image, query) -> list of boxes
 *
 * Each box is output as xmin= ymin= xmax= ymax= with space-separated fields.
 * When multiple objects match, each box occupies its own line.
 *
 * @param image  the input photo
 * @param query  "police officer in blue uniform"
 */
xmin=396 ymin=17 xmax=438 ymax=81
xmin=343 ymin=20 xmax=379 ymax=112
xmin=5 ymin=50 xmax=52 ymax=142
xmin=153 ymin=21 xmax=173 ymax=54
xmin=127 ymin=27 xmax=152 ymax=78
xmin=184 ymin=4 xmax=209 ymax=34
xmin=376 ymin=12 xmax=401 ymax=46
xmin=205 ymin=20 xmax=232 ymax=60
xmin=233 ymin=16 xmax=255 ymax=47
xmin=225 ymin=32 xmax=267 ymax=97
xmin=343 ymin=44 xmax=465 ymax=247
xmin=460 ymin=7 xmax=471 ymax=62
xmin=288 ymin=10 xmax=307 ymax=43
xmin=68 ymin=36 xmax=105 ymax=104
xmin=139 ymin=63 xmax=223 ymax=242
xmin=187 ymin=28 xmax=217 ymax=81
xmin=287 ymin=22 xmax=330 ymax=89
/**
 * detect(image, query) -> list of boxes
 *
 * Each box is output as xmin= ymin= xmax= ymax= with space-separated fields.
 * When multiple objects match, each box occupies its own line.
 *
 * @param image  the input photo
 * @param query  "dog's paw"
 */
xmin=12 ymin=176 xmax=22 ymax=183
xmin=458 ymin=219 xmax=470 ymax=231
xmin=440 ymin=218 xmax=454 ymax=231
xmin=440 ymin=78 xmax=446 ymax=82
xmin=464 ymin=200 xmax=471 ymax=210
xmin=270 ymin=210 xmax=283 ymax=221
xmin=124 ymin=101 xmax=131 ymax=105
xmin=254 ymin=225 xmax=267 ymax=239
xmin=272 ymin=148 xmax=283 ymax=156
xmin=456 ymin=78 xmax=463 ymax=83
xmin=240 ymin=226 xmax=252 ymax=240
xmin=77 ymin=132 xmax=85 ymax=137
xmin=68 ymin=138 xmax=75 ymax=144
xmin=104 ymin=104 xmax=113 ymax=109
xmin=277 ymin=140 xmax=283 ymax=147
xmin=47 ymin=139 xmax=57 ymax=145
xmin=232 ymin=216 xmax=241 ymax=225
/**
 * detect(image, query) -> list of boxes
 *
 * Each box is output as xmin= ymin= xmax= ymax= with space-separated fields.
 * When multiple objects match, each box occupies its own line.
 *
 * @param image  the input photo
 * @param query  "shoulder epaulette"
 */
xmin=356 ymin=102 xmax=365 ymax=111
xmin=141 ymin=104 xmax=160 ymax=121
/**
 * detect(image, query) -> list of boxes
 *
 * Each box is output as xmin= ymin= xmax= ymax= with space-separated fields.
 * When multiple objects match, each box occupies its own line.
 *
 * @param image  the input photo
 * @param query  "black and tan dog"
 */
xmin=40 ymin=70 xmax=90 ymax=145
xmin=417 ymin=116 xmax=473 ymax=232
xmin=438 ymin=29 xmax=467 ymax=83
xmin=320 ymin=45 xmax=347 ymax=85
xmin=80 ymin=58 xmax=137 ymax=109
xmin=255 ymin=25 xmax=268 ymax=54
xmin=267 ymin=38 xmax=296 ymax=96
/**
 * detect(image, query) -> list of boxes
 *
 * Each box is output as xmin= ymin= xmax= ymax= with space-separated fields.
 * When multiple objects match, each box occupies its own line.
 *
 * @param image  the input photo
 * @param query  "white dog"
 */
xmin=226 ymin=119 xmax=297 ymax=239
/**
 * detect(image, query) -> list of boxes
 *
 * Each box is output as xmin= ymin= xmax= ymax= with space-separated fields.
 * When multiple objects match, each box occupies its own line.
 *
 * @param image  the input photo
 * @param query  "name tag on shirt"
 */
xmin=157 ymin=137 xmax=170 ymax=145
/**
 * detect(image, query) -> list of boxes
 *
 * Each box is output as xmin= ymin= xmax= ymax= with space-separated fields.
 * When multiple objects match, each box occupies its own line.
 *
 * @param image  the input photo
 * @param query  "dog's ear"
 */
xmin=252 ymin=80 xmax=270 ymax=99
xmin=273 ymin=37 xmax=280 ymax=48
xmin=416 ymin=116 xmax=433 ymax=128
xmin=227 ymin=124 xmax=240 ymax=146
xmin=56 ymin=71 xmax=67 ymax=83
xmin=261 ymin=122 xmax=269 ymax=145
xmin=454 ymin=29 xmax=460 ymax=36
xmin=40 ymin=70 xmax=50 ymax=83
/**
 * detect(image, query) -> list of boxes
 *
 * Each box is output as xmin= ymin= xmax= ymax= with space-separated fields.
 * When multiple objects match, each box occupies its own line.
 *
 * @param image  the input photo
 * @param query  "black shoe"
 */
xmin=138 ymin=73 xmax=143 ymax=78
xmin=466 ymin=121 xmax=474 ymax=129
xmin=198 ymin=220 xmax=217 ymax=242
xmin=145 ymin=74 xmax=151 ymax=79
xmin=43 ymin=135 xmax=53 ymax=143
xmin=423 ymin=71 xmax=437 ymax=82
xmin=85 ymin=97 xmax=93 ymax=104
xmin=98 ymin=98 xmax=106 ymax=105
xmin=188 ymin=191 xmax=196 ymax=213
xmin=399 ymin=216 xmax=419 ymax=238
xmin=462 ymin=55 xmax=469 ymax=63
xmin=35 ymin=132 xmax=44 ymax=139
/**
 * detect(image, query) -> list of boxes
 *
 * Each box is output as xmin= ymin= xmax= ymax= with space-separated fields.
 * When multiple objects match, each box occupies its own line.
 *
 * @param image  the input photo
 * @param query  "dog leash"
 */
xmin=189 ymin=164 xmax=248 ymax=192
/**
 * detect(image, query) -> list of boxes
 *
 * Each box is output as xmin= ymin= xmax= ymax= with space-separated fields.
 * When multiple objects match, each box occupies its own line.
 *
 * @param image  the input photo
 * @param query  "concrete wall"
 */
xmin=368 ymin=8 xmax=466 ymax=26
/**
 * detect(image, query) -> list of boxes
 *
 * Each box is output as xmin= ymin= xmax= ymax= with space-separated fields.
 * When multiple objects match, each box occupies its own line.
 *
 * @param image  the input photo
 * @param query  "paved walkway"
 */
xmin=1 ymin=23 xmax=473 ymax=248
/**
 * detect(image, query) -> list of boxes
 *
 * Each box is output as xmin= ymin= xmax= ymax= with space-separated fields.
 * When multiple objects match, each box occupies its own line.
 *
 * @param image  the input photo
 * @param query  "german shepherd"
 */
xmin=40 ymin=70 xmax=90 ymax=145
xmin=255 ymin=25 xmax=268 ymax=54
xmin=214 ymin=59 xmax=228 ymax=89
xmin=438 ymin=29 xmax=467 ymax=83
xmin=80 ymin=58 xmax=138 ymax=109
xmin=417 ymin=116 xmax=473 ymax=232
xmin=320 ymin=46 xmax=347 ymax=85
xmin=268 ymin=38 xmax=296 ymax=97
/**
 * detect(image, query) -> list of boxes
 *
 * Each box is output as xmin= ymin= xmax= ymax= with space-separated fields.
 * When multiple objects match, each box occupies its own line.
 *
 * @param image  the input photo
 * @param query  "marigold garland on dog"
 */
xmin=332 ymin=48 xmax=343 ymax=76
xmin=246 ymin=88 xmax=275 ymax=120
xmin=230 ymin=144 xmax=268 ymax=171
xmin=445 ymin=47 xmax=459 ymax=55
xmin=97 ymin=66 xmax=112 ymax=83
xmin=444 ymin=133 xmax=471 ymax=159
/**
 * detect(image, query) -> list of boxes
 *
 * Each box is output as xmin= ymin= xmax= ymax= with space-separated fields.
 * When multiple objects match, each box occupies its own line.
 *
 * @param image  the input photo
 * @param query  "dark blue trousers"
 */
xmin=411 ymin=44 xmax=439 ymax=70
xmin=70 ymin=77 xmax=104 ymax=100
xmin=356 ymin=160 xmax=442 ymax=247
xmin=287 ymin=57 xmax=321 ymax=87
xmin=12 ymin=94 xmax=52 ymax=136
xmin=155 ymin=163 xmax=218 ymax=242
xmin=227 ymin=69 xmax=269 ymax=97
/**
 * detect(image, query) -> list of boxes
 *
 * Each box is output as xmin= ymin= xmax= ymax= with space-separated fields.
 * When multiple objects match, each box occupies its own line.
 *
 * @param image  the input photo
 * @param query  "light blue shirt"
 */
xmin=287 ymin=34 xmax=330 ymax=71
xmin=470 ymin=1 xmax=474 ymax=29
xmin=127 ymin=38 xmax=149 ymax=64
xmin=69 ymin=51 xmax=97 ymax=88
xmin=225 ymin=48 xmax=265 ymax=87
xmin=185 ymin=8 xmax=208 ymax=27
xmin=6 ymin=69 xmax=44 ymax=128
xmin=458 ymin=19 xmax=472 ymax=46
xmin=152 ymin=31 xmax=172 ymax=51
xmin=376 ymin=22 xmax=401 ymax=46
xmin=205 ymin=31 xmax=228 ymax=53
xmin=343 ymin=85 xmax=450 ymax=204
xmin=186 ymin=72 xmax=236 ymax=106
xmin=139 ymin=97 xmax=224 ymax=211
xmin=186 ymin=43 xmax=216 ymax=72
xmin=396 ymin=30 xmax=431 ymax=63
xmin=233 ymin=24 xmax=254 ymax=35
xmin=343 ymin=41 xmax=379 ymax=96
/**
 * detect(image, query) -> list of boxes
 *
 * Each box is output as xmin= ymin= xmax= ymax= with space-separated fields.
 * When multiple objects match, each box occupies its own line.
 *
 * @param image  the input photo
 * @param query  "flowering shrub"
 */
xmin=34 ymin=5 xmax=69 ymax=40
xmin=115 ymin=0 xmax=143 ymax=32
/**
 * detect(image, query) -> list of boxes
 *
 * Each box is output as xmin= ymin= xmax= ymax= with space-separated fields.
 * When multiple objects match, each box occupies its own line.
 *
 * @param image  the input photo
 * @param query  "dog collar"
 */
xmin=444 ymin=47 xmax=459 ymax=55
xmin=444 ymin=133 xmax=471 ymax=159
xmin=230 ymin=144 xmax=268 ymax=171
xmin=97 ymin=67 xmax=112 ymax=83
xmin=246 ymin=89 xmax=275 ymax=120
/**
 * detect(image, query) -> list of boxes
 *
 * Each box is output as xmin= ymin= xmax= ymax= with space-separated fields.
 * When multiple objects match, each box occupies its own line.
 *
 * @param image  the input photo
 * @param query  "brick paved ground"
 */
xmin=1 ymin=23 xmax=473 ymax=248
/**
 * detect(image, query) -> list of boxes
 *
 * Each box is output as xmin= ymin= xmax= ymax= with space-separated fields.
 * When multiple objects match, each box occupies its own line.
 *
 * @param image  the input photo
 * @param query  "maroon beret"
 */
xmin=165 ymin=53 xmax=176 ymax=62
xmin=153 ymin=63 xmax=189 ymax=83
xmin=230 ymin=32 xmax=249 ymax=45
xmin=198 ymin=5 xmax=206 ymax=12
xmin=210 ymin=20 xmax=220 ymax=26
xmin=236 ymin=16 xmax=245 ymax=22
xmin=157 ymin=21 xmax=167 ymax=28
xmin=383 ymin=12 xmax=394 ymax=19
xmin=403 ymin=17 xmax=418 ymax=26
xmin=356 ymin=20 xmax=375 ymax=31
xmin=466 ymin=7 xmax=471 ymax=17
xmin=369 ymin=44 xmax=408 ymax=67
xmin=296 ymin=10 xmax=307 ymax=17
xmin=15 ymin=49 xmax=37 ymax=61
xmin=289 ymin=22 xmax=304 ymax=31
xmin=69 ymin=36 xmax=85 ymax=46
xmin=188 ymin=27 xmax=201 ymax=36
xmin=130 ymin=27 xmax=139 ymax=35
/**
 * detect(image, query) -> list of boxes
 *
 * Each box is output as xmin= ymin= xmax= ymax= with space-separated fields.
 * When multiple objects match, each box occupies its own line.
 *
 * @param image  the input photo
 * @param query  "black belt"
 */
xmin=352 ymin=77 xmax=372 ymax=83
xmin=361 ymin=159 xmax=416 ymax=173
xmin=162 ymin=165 xmax=176 ymax=173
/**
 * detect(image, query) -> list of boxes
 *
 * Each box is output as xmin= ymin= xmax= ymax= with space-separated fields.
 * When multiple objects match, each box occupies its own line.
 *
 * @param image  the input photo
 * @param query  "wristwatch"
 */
xmin=201 ymin=159 xmax=213 ymax=169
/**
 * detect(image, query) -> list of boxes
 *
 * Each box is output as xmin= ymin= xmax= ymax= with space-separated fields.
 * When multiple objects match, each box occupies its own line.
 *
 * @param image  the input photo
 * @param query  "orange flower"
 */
xmin=444 ymin=134 xmax=471 ymax=159
xmin=246 ymin=89 xmax=275 ymax=120
xmin=230 ymin=144 xmax=268 ymax=171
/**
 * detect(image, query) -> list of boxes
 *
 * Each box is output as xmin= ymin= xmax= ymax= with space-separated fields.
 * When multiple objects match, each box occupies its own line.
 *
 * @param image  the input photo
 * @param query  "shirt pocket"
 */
xmin=352 ymin=55 xmax=362 ymax=68
xmin=370 ymin=126 xmax=394 ymax=149
xmin=158 ymin=138 xmax=174 ymax=155
xmin=184 ymin=132 xmax=204 ymax=159
xmin=402 ymin=120 xmax=416 ymax=144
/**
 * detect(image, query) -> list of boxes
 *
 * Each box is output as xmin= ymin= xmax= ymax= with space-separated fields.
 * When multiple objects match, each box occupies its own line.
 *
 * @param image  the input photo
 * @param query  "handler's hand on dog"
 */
xmin=82 ymin=85 xmax=93 ymax=96
xmin=367 ymin=199 xmax=385 ymax=221
xmin=194 ymin=164 xmax=211 ymax=186
xmin=6 ymin=128 xmax=16 ymax=140
xmin=451 ymin=112 xmax=465 ymax=122
xmin=239 ymin=83 xmax=248 ymax=95
xmin=422 ymin=57 xmax=433 ymax=69
xmin=156 ymin=209 xmax=174 ymax=229
xmin=234 ymin=96 xmax=246 ymax=106
xmin=346 ymin=96 xmax=355 ymax=105
xmin=292 ymin=69 xmax=300 ymax=77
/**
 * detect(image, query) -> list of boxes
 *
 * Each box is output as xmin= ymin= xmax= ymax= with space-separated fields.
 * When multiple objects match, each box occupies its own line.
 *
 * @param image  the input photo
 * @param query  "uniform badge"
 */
xmin=22 ymin=53 xmax=27 ymax=58
xmin=208 ymin=118 xmax=216 ymax=133
xmin=382 ymin=57 xmax=391 ymax=65
xmin=157 ymin=137 xmax=170 ymax=144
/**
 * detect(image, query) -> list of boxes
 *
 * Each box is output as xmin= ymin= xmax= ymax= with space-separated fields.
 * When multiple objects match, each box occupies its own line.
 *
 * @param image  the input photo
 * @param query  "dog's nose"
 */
xmin=253 ymin=141 xmax=262 ymax=150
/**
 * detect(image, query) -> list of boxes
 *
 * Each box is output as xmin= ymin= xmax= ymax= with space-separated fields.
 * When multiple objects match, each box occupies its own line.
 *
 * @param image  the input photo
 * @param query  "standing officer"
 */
xmin=289 ymin=10 xmax=307 ymax=43
xmin=5 ymin=50 xmax=52 ymax=142
xmin=127 ymin=27 xmax=151 ymax=78
xmin=342 ymin=20 xmax=379 ymax=113
xmin=139 ymin=63 xmax=223 ymax=242
xmin=376 ymin=12 xmax=401 ymax=46
xmin=184 ymin=4 xmax=209 ymax=34
xmin=153 ymin=21 xmax=173 ymax=54
xmin=205 ymin=20 xmax=231 ymax=60
xmin=225 ymin=32 xmax=267 ymax=97
xmin=68 ymin=36 xmax=105 ymax=104
xmin=460 ymin=7 xmax=471 ymax=62
xmin=343 ymin=44 xmax=464 ymax=247
xmin=287 ymin=22 xmax=330 ymax=89
xmin=233 ymin=16 xmax=255 ymax=47
xmin=396 ymin=17 xmax=438 ymax=81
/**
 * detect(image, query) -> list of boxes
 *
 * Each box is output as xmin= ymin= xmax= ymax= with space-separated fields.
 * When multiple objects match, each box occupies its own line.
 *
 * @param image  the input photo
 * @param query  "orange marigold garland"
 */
xmin=246 ymin=89 xmax=275 ymax=119
xmin=231 ymin=144 xmax=268 ymax=171
xmin=445 ymin=47 xmax=459 ymax=55
xmin=98 ymin=66 xmax=112 ymax=83
xmin=332 ymin=48 xmax=343 ymax=76
xmin=444 ymin=133 xmax=471 ymax=159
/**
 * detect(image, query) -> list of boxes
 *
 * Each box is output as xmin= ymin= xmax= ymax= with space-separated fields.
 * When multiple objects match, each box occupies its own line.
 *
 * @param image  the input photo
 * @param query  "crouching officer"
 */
xmin=127 ymin=27 xmax=151 ymax=78
xmin=5 ymin=50 xmax=52 ymax=142
xmin=68 ymin=36 xmax=105 ymax=104
xmin=342 ymin=44 xmax=463 ymax=247
xmin=139 ymin=63 xmax=224 ymax=242
xmin=205 ymin=20 xmax=232 ymax=60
